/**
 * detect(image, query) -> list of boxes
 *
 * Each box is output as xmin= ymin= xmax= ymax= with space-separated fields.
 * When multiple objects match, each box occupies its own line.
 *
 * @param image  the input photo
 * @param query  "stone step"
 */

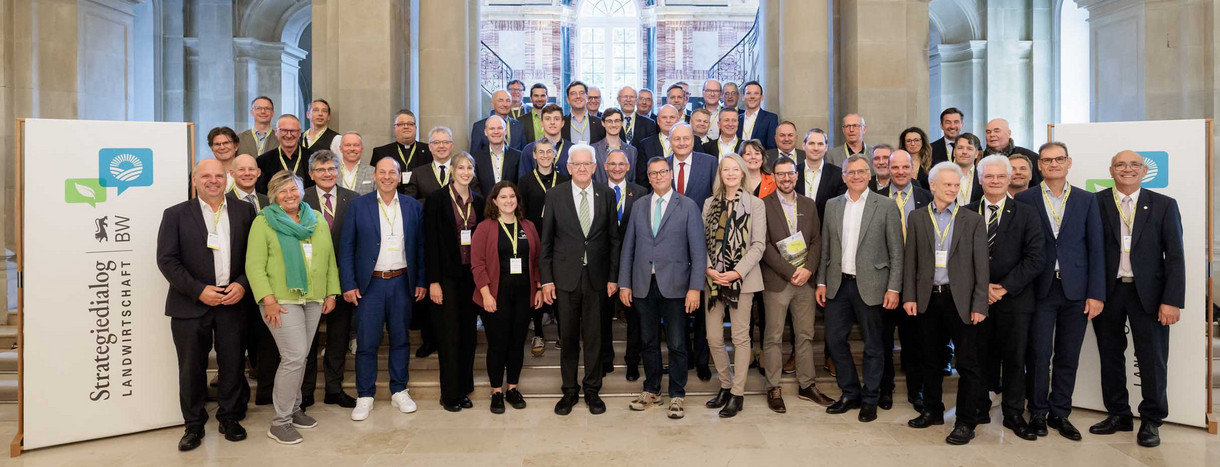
xmin=0 ymin=325 xmax=14 ymax=351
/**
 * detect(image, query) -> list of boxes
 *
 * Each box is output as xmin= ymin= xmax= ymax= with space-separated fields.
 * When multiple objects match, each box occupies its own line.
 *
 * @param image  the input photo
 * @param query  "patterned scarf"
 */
xmin=704 ymin=188 xmax=750 ymax=307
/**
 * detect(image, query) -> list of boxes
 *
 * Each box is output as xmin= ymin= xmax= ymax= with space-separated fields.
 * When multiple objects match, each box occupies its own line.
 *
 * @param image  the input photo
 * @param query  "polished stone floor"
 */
xmin=1 ymin=393 xmax=1218 ymax=466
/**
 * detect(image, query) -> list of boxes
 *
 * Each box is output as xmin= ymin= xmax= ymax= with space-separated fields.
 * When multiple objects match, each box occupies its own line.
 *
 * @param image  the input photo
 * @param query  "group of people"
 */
xmin=157 ymin=78 xmax=1184 ymax=451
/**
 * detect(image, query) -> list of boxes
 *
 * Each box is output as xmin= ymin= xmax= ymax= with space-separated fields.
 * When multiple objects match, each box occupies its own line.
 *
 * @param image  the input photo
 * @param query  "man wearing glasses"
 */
xmin=827 ymin=113 xmax=871 ymax=167
xmin=238 ymin=96 xmax=279 ymax=159
xmin=371 ymin=109 xmax=432 ymax=193
xmin=255 ymin=114 xmax=310 ymax=194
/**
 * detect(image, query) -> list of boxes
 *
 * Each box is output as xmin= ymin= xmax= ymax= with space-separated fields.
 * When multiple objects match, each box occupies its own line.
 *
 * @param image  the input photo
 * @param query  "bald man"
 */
xmin=983 ymin=119 xmax=1041 ymax=185
xmin=471 ymin=89 xmax=526 ymax=152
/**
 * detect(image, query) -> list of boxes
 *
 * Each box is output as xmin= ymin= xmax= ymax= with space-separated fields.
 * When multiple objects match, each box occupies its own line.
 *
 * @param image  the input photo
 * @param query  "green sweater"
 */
xmin=246 ymin=211 xmax=341 ymax=304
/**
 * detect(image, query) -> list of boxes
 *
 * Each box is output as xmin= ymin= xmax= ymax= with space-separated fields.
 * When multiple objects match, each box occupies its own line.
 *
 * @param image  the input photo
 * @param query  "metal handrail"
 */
xmin=706 ymin=9 xmax=759 ymax=84
xmin=479 ymin=40 xmax=514 ymax=95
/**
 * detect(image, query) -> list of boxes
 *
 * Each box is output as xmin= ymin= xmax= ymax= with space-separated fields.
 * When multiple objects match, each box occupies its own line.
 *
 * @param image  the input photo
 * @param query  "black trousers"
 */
xmin=824 ymin=277 xmax=885 ymax=404
xmin=881 ymin=307 xmax=924 ymax=400
xmin=436 ymin=271 xmax=478 ymax=403
xmin=917 ymin=290 xmax=987 ymax=426
xmin=976 ymin=301 xmax=1032 ymax=418
xmin=172 ymin=306 xmax=249 ymax=429
xmin=413 ymin=299 xmax=438 ymax=349
xmin=302 ymin=300 xmax=353 ymax=397
xmin=601 ymin=295 xmax=641 ymax=369
xmin=557 ymin=268 xmax=604 ymax=396
xmin=1093 ymin=282 xmax=1171 ymax=425
xmin=483 ymin=273 xmax=533 ymax=388
xmin=686 ymin=294 xmax=710 ymax=369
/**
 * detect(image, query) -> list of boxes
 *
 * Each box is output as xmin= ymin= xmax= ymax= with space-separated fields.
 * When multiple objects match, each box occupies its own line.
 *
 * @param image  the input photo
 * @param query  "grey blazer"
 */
xmin=817 ymin=190 xmax=904 ymax=306
xmin=826 ymin=143 xmax=872 ymax=168
xmin=618 ymin=192 xmax=708 ymax=298
xmin=592 ymin=139 xmax=638 ymax=184
xmin=338 ymin=163 xmax=376 ymax=195
xmin=901 ymin=205 xmax=990 ymax=324
xmin=702 ymin=192 xmax=768 ymax=294
xmin=236 ymin=128 xmax=279 ymax=158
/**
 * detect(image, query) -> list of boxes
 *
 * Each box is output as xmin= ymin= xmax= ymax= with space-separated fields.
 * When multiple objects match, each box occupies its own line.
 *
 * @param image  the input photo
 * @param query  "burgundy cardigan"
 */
xmin=470 ymin=218 xmax=541 ymax=307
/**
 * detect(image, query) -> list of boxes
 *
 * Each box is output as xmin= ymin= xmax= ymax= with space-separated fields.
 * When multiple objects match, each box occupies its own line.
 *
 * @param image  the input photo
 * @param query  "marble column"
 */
xmin=417 ymin=0 xmax=479 ymax=150
xmin=835 ymin=0 xmax=930 ymax=149
xmin=776 ymin=0 xmax=832 ymax=137
xmin=232 ymin=38 xmax=286 ymax=130
xmin=191 ymin=0 xmax=237 ymax=158
xmin=311 ymin=0 xmax=412 ymax=158
xmin=938 ymin=40 xmax=987 ymax=136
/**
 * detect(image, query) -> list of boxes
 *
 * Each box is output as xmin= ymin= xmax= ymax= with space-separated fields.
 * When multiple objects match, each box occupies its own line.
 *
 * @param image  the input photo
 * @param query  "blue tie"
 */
xmin=614 ymin=185 xmax=623 ymax=223
xmin=652 ymin=196 xmax=663 ymax=236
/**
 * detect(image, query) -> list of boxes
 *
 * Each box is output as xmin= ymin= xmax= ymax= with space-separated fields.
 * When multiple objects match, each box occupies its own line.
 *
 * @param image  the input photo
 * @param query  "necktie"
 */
xmin=677 ymin=162 xmax=686 ymax=195
xmin=987 ymin=204 xmax=998 ymax=251
xmin=1119 ymin=196 xmax=1133 ymax=275
xmin=614 ymin=185 xmax=623 ymax=223
xmin=579 ymin=190 xmax=592 ymax=265
xmin=324 ymin=193 xmax=334 ymax=228
xmin=652 ymin=196 xmax=663 ymax=236
xmin=244 ymin=193 xmax=259 ymax=210
xmin=896 ymin=191 xmax=909 ymax=240
xmin=438 ymin=165 xmax=447 ymax=185
xmin=625 ymin=116 xmax=634 ymax=142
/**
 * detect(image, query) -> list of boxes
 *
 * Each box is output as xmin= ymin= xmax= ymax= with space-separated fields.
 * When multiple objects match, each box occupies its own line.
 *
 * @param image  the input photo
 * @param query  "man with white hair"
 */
xmin=617 ymin=85 xmax=658 ymax=145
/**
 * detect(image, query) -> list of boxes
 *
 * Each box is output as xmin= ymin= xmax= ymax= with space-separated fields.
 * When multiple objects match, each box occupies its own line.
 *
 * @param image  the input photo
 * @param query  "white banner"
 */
xmin=1053 ymin=119 xmax=1209 ymax=428
xmin=21 ymin=119 xmax=190 ymax=449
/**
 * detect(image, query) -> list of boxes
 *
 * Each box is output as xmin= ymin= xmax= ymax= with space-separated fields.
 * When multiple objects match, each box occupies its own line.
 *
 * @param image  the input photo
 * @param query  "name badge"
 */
xmin=460 ymin=229 xmax=472 ymax=245
xmin=302 ymin=242 xmax=313 ymax=260
xmin=206 ymin=232 xmax=222 ymax=250
xmin=387 ymin=234 xmax=403 ymax=251
xmin=935 ymin=250 xmax=948 ymax=268
xmin=401 ymin=172 xmax=412 ymax=184
xmin=1122 ymin=235 xmax=1132 ymax=253
xmin=510 ymin=257 xmax=523 ymax=275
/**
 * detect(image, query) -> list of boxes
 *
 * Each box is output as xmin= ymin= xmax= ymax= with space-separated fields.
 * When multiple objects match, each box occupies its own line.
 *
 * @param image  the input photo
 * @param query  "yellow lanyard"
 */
xmin=1041 ymin=182 xmax=1071 ymax=233
xmin=534 ymin=170 xmax=557 ymax=191
xmin=319 ymin=191 xmax=336 ymax=219
xmin=1113 ymin=190 xmax=1135 ymax=231
xmin=805 ymin=165 xmax=820 ymax=198
xmin=378 ymin=196 xmax=399 ymax=235
xmin=208 ymin=201 xmax=226 ymax=234
xmin=780 ymin=196 xmax=797 ymax=233
xmin=278 ymin=147 xmax=300 ymax=174
xmin=504 ymin=123 xmax=511 ymax=144
xmin=433 ymin=163 xmax=451 ymax=186
xmin=450 ymin=186 xmax=472 ymax=228
xmin=306 ymin=127 xmax=328 ymax=148
xmin=571 ymin=115 xmax=588 ymax=136
xmin=551 ymin=140 xmax=565 ymax=164
xmin=744 ymin=111 xmax=757 ymax=138
xmin=498 ymin=219 xmax=519 ymax=256
xmin=929 ymin=205 xmax=959 ymax=249
xmin=720 ymin=137 xmax=738 ymax=156
xmin=624 ymin=114 xmax=636 ymax=136
xmin=397 ymin=143 xmax=418 ymax=171
xmin=615 ymin=185 xmax=626 ymax=214
xmin=341 ymin=164 xmax=358 ymax=189
xmin=977 ymin=198 xmax=1004 ymax=222
xmin=255 ymin=130 xmax=269 ymax=155
xmin=660 ymin=136 xmax=671 ymax=156
xmin=960 ymin=167 xmax=974 ymax=202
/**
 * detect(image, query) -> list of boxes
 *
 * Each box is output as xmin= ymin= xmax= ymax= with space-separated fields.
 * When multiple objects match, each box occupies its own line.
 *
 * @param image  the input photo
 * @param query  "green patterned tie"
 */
xmin=579 ymin=190 xmax=592 ymax=235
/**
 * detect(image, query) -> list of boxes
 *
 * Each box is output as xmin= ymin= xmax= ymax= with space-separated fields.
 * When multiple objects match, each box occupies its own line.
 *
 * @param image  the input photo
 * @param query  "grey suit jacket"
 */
xmin=618 ymin=192 xmax=708 ymax=298
xmin=338 ymin=163 xmax=376 ymax=195
xmin=817 ymin=190 xmax=904 ymax=306
xmin=901 ymin=205 xmax=989 ymax=324
xmin=236 ymin=128 xmax=279 ymax=158
xmin=826 ymin=143 xmax=872 ymax=168
xmin=702 ymin=193 xmax=768 ymax=294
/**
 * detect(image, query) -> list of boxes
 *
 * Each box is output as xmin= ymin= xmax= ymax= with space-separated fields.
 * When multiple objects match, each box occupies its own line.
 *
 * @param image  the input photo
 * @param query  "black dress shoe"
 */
xmin=505 ymin=388 xmax=527 ymax=409
xmin=254 ymin=395 xmax=273 ymax=406
xmin=218 ymin=420 xmax=247 ymax=442
xmin=858 ymin=403 xmax=878 ymax=422
xmin=324 ymin=391 xmax=358 ymax=408
xmin=1047 ymin=415 xmax=1082 ymax=441
xmin=909 ymin=396 xmax=925 ymax=413
xmin=946 ymin=423 xmax=976 ymax=445
xmin=554 ymin=393 xmax=579 ymax=415
xmin=441 ymin=399 xmax=463 ymax=412
xmin=1029 ymin=415 xmax=1049 ymax=437
xmin=718 ymin=395 xmax=744 ymax=418
xmin=603 ymin=365 xmax=615 ymax=376
xmin=908 ymin=412 xmax=945 ymax=428
xmin=178 ymin=428 xmax=204 ymax=451
xmin=301 ymin=394 xmax=315 ymax=409
xmin=826 ymin=397 xmax=861 ymax=414
xmin=696 ymin=365 xmax=712 ymax=382
xmin=460 ymin=397 xmax=474 ymax=409
xmin=1137 ymin=421 xmax=1161 ymax=447
xmin=625 ymin=365 xmax=640 ymax=381
xmin=1089 ymin=414 xmax=1134 ymax=434
xmin=978 ymin=412 xmax=991 ymax=424
xmin=585 ymin=393 xmax=606 ymax=415
xmin=415 ymin=343 xmax=437 ymax=358
xmin=490 ymin=392 xmax=505 ymax=414
xmin=706 ymin=388 xmax=732 ymax=408
xmin=1003 ymin=415 xmax=1038 ymax=441
xmin=878 ymin=392 xmax=894 ymax=410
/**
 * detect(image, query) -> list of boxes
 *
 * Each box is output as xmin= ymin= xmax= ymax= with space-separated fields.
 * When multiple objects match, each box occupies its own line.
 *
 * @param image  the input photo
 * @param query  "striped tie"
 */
xmin=987 ymin=204 xmax=999 ymax=251
xmin=579 ymin=190 xmax=591 ymax=265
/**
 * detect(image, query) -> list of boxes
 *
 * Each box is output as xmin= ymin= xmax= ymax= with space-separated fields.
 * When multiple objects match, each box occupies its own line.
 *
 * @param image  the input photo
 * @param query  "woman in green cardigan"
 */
xmin=246 ymin=170 xmax=341 ymax=445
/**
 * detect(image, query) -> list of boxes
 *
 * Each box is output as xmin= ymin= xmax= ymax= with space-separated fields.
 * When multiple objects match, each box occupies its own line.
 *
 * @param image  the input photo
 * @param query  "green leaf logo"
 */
xmin=65 ymin=178 xmax=106 ymax=207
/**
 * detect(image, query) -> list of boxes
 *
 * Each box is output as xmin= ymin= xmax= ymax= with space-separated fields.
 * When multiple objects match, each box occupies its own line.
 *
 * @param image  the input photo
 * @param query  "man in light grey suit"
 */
xmin=618 ymin=156 xmax=706 ymax=419
xmin=826 ymin=113 xmax=872 ymax=168
xmin=901 ymin=161 xmax=990 ymax=445
xmin=816 ymin=155 xmax=904 ymax=423
xmin=337 ymin=132 xmax=376 ymax=195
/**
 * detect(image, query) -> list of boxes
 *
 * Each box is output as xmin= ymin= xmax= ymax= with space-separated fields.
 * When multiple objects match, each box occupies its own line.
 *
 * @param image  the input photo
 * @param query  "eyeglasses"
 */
xmin=211 ymin=140 xmax=234 ymax=147
xmin=904 ymin=138 xmax=922 ymax=144
xmin=648 ymin=169 xmax=671 ymax=177
xmin=394 ymin=122 xmax=416 ymax=128
xmin=602 ymin=119 xmax=623 ymax=124
xmin=1041 ymin=156 xmax=1069 ymax=166
xmin=1112 ymin=162 xmax=1145 ymax=170
xmin=252 ymin=106 xmax=273 ymax=112
xmin=569 ymin=162 xmax=595 ymax=167
xmin=312 ymin=167 xmax=338 ymax=173
xmin=773 ymin=171 xmax=798 ymax=178
xmin=842 ymin=124 xmax=863 ymax=130
xmin=845 ymin=170 xmax=871 ymax=177
xmin=278 ymin=129 xmax=301 ymax=135
xmin=606 ymin=162 xmax=629 ymax=167
xmin=431 ymin=140 xmax=454 ymax=146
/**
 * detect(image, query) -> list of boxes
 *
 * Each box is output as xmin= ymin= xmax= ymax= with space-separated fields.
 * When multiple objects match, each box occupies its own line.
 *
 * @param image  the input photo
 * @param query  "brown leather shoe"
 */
xmin=824 ymin=359 xmax=837 ymax=377
xmin=782 ymin=354 xmax=796 ymax=374
xmin=798 ymin=384 xmax=835 ymax=407
xmin=766 ymin=387 xmax=787 ymax=413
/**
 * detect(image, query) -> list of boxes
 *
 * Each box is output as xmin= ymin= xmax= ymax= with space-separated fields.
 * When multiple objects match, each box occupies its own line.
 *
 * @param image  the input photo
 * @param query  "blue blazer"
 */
xmin=738 ymin=108 xmax=780 ymax=150
xmin=517 ymin=138 xmax=573 ymax=179
xmin=470 ymin=116 xmax=526 ymax=153
xmin=338 ymin=192 xmax=427 ymax=295
xmin=618 ymin=192 xmax=707 ymax=298
xmin=635 ymin=135 xmax=667 ymax=182
xmin=1015 ymin=185 xmax=1105 ymax=302
xmin=666 ymin=152 xmax=717 ymax=209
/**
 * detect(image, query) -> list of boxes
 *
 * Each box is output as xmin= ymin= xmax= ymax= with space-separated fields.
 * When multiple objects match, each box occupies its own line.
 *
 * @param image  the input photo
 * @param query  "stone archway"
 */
xmin=235 ymin=0 xmax=311 ymax=124
xmin=928 ymin=0 xmax=985 ymax=137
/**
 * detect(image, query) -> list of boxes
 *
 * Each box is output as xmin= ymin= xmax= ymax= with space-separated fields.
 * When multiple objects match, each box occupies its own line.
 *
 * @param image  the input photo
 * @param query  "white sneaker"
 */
xmin=391 ymin=389 xmax=418 ymax=413
xmin=351 ymin=397 xmax=374 ymax=421
xmin=349 ymin=338 xmax=358 ymax=355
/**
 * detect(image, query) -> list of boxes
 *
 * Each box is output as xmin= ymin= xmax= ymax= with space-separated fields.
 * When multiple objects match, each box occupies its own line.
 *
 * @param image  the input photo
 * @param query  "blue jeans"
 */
xmin=636 ymin=277 xmax=688 ymax=398
xmin=355 ymin=275 xmax=413 ymax=397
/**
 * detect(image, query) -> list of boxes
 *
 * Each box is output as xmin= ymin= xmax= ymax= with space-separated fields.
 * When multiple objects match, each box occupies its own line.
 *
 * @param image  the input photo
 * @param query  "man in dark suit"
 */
xmin=255 ymin=114 xmax=311 ymax=194
xmin=901 ymin=162 xmax=990 ymax=445
xmin=470 ymin=90 xmax=526 ymax=153
xmin=518 ymin=139 xmax=569 ymax=354
xmin=157 ymin=159 xmax=257 ymax=450
xmin=795 ymin=128 xmax=847 ymax=221
xmin=703 ymin=107 xmax=741 ymax=160
xmin=964 ymin=155 xmax=1044 ymax=441
xmin=760 ymin=157 xmax=834 ymax=412
xmin=302 ymin=98 xmax=341 ymax=157
xmin=668 ymin=123 xmax=717 ymax=382
xmin=370 ymin=109 xmax=431 ymax=193
xmin=930 ymin=107 xmax=964 ymax=166
xmin=224 ymin=154 xmax=272 ymax=405
xmin=737 ymin=81 xmax=779 ymax=149
xmin=817 ymin=155 xmax=905 ymax=423
xmin=1089 ymin=150 xmax=1185 ymax=447
xmin=634 ymin=104 xmax=682 ymax=182
xmin=951 ymin=134 xmax=984 ymax=205
xmin=562 ymin=81 xmax=605 ymax=144
xmin=984 ymin=118 xmax=1042 ymax=185
xmin=518 ymin=104 xmax=573 ymax=178
xmin=507 ymin=79 xmax=528 ymax=120
xmin=1015 ymin=141 xmax=1105 ymax=441
xmin=339 ymin=157 xmax=429 ymax=421
xmin=637 ymin=88 xmax=657 ymax=121
xmin=766 ymin=121 xmax=805 ymax=166
xmin=404 ymin=126 xmax=457 ymax=201
xmin=473 ymin=115 xmax=521 ymax=196
xmin=601 ymin=149 xmax=649 ymax=381
xmin=540 ymin=145 xmax=621 ymax=416
xmin=868 ymin=144 xmax=894 ymax=193
xmin=619 ymin=156 xmax=706 ymax=417
xmin=521 ymin=83 xmax=550 ymax=143
xmin=617 ymin=86 xmax=658 ymax=146
xmin=877 ymin=148 xmax=934 ymax=411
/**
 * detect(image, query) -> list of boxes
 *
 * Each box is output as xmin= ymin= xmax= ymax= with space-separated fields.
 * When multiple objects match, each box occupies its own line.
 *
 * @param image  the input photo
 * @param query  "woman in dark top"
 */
xmin=470 ymin=181 xmax=542 ymax=413
xmin=900 ymin=127 xmax=933 ymax=189
xmin=423 ymin=152 xmax=485 ymax=412
xmin=515 ymin=139 xmax=569 ymax=355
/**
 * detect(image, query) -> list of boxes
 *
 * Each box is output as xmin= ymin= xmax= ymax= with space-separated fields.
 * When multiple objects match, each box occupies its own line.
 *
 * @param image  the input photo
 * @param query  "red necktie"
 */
xmin=677 ymin=162 xmax=686 ymax=195
xmin=323 ymin=193 xmax=334 ymax=228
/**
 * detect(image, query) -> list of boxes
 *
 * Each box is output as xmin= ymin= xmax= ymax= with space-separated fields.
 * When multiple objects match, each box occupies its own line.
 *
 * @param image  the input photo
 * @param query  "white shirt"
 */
xmin=374 ymin=195 xmax=408 ymax=271
xmin=672 ymin=154 xmax=694 ymax=194
xmin=958 ymin=165 xmax=976 ymax=205
xmin=743 ymin=108 xmax=759 ymax=138
xmin=840 ymin=190 xmax=869 ymax=275
xmin=432 ymin=160 xmax=452 ymax=185
xmin=803 ymin=158 xmax=825 ymax=200
xmin=659 ymin=133 xmax=671 ymax=156
xmin=1116 ymin=188 xmax=1141 ymax=278
xmin=651 ymin=189 xmax=673 ymax=228
xmin=489 ymin=145 xmax=505 ymax=183
xmin=571 ymin=181 xmax=595 ymax=216
xmin=340 ymin=162 xmax=361 ymax=190
xmin=706 ymin=105 xmax=722 ymax=139
xmin=984 ymin=196 xmax=1005 ymax=225
xmin=199 ymin=199 xmax=230 ymax=287
xmin=717 ymin=137 xmax=738 ymax=160
xmin=232 ymin=186 xmax=261 ymax=210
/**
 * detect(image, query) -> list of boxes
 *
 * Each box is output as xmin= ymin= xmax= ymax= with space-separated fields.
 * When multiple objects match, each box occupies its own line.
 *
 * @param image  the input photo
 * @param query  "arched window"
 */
xmin=577 ymin=0 xmax=640 ymax=90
